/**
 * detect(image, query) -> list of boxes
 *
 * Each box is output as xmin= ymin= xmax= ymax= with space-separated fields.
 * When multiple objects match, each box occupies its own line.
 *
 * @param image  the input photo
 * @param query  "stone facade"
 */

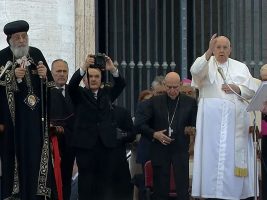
xmin=0 ymin=0 xmax=95 ymax=78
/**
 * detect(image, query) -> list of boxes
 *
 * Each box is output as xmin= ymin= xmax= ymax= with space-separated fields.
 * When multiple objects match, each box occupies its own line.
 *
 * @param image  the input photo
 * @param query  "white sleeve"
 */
xmin=110 ymin=68 xmax=119 ymax=77
xmin=239 ymin=85 xmax=255 ymax=100
xmin=79 ymin=68 xmax=86 ymax=76
xmin=190 ymin=53 xmax=210 ymax=88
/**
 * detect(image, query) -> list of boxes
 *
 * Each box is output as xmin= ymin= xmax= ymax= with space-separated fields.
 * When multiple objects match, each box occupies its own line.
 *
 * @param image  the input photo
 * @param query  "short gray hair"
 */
xmin=51 ymin=59 xmax=69 ymax=71
xmin=151 ymin=75 xmax=165 ymax=89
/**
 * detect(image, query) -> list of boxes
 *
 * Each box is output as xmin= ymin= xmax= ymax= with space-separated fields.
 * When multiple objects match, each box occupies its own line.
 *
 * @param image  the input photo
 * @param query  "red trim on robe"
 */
xmin=51 ymin=135 xmax=63 ymax=200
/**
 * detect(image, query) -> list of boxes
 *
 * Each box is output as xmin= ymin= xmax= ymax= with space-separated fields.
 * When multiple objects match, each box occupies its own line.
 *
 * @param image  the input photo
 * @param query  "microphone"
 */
xmin=0 ymin=61 xmax=12 ymax=79
xmin=38 ymin=61 xmax=44 ymax=79
xmin=16 ymin=56 xmax=29 ymax=83
xmin=218 ymin=66 xmax=250 ymax=104
xmin=217 ymin=67 xmax=226 ymax=83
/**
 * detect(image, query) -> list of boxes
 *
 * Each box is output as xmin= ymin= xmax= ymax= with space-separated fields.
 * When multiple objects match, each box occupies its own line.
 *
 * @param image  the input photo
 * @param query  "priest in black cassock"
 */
xmin=134 ymin=72 xmax=197 ymax=200
xmin=0 ymin=20 xmax=57 ymax=200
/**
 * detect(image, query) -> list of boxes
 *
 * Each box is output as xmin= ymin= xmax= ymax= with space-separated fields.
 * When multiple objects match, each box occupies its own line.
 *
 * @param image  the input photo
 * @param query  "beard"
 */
xmin=9 ymin=40 xmax=29 ymax=59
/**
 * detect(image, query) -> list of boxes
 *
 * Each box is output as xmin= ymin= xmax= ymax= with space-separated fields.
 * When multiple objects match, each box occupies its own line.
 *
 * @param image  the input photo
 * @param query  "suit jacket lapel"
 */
xmin=97 ymin=89 xmax=104 ymax=99
xmin=83 ymin=88 xmax=97 ymax=105
xmin=64 ymin=85 xmax=74 ymax=111
xmin=98 ymin=89 xmax=110 ymax=110
xmin=175 ymin=95 xmax=185 ymax=127
xmin=161 ymin=94 xmax=169 ymax=125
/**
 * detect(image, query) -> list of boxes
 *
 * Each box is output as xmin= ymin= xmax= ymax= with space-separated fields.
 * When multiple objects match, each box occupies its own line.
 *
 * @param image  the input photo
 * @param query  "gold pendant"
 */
xmin=24 ymin=93 xmax=39 ymax=110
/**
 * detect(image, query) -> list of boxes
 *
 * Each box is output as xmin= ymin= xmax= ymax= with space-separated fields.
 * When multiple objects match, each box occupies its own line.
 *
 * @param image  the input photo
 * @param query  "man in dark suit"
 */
xmin=68 ymin=54 xmax=126 ymax=200
xmin=136 ymin=76 xmax=166 ymax=168
xmin=50 ymin=59 xmax=75 ymax=200
xmin=135 ymin=72 xmax=197 ymax=200
xmin=67 ymin=105 xmax=134 ymax=200
xmin=112 ymin=105 xmax=135 ymax=200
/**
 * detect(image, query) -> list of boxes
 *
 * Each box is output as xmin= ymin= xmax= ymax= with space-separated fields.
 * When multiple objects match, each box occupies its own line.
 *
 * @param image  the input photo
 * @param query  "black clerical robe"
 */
xmin=0 ymin=46 xmax=56 ymax=200
xmin=135 ymin=93 xmax=197 ymax=200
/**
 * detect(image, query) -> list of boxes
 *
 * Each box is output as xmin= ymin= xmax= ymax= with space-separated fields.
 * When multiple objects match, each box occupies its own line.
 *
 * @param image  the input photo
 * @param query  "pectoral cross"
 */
xmin=168 ymin=126 xmax=173 ymax=137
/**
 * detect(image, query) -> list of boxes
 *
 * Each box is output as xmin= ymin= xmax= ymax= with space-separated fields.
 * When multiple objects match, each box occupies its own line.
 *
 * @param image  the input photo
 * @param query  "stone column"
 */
xmin=75 ymin=0 xmax=95 ymax=70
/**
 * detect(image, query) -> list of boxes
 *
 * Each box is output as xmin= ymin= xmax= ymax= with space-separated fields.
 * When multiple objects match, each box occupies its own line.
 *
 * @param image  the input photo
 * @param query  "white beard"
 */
xmin=10 ymin=41 xmax=29 ymax=59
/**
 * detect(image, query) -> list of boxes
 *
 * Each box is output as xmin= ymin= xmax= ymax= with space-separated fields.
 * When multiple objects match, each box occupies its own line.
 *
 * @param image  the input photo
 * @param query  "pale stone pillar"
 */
xmin=75 ymin=0 xmax=95 ymax=70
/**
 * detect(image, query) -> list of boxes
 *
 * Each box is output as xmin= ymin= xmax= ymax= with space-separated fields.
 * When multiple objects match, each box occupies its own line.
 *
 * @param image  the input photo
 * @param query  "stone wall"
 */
xmin=0 ymin=0 xmax=95 ymax=79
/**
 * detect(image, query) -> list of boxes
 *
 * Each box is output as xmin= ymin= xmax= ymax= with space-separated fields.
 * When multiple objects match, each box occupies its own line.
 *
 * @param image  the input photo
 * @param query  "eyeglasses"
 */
xmin=166 ymin=85 xmax=179 ymax=90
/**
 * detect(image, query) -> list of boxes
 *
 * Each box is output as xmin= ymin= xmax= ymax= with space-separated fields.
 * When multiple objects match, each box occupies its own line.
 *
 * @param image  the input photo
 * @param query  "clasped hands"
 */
xmin=153 ymin=129 xmax=174 ymax=145
xmin=221 ymin=84 xmax=240 ymax=94
xmin=15 ymin=61 xmax=47 ymax=79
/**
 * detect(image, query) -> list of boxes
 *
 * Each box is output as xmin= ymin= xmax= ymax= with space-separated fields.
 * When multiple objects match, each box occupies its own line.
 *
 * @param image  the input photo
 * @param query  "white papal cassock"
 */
xmin=191 ymin=54 xmax=259 ymax=200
